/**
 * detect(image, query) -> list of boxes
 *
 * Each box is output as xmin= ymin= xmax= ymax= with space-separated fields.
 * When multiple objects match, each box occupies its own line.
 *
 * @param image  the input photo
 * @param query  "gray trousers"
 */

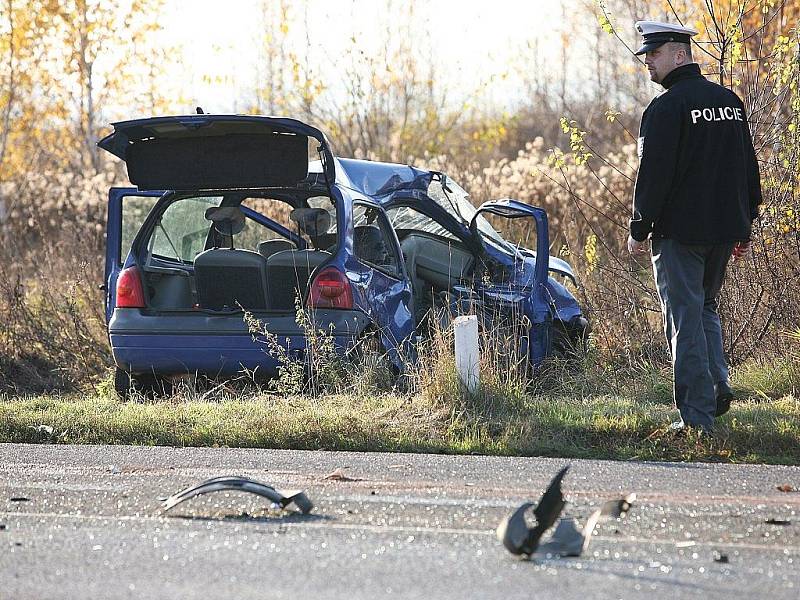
xmin=651 ymin=239 xmax=734 ymax=430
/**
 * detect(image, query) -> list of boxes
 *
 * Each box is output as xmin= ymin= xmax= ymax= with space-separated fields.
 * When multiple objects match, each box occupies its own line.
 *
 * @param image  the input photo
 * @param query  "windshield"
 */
xmin=427 ymin=176 xmax=511 ymax=251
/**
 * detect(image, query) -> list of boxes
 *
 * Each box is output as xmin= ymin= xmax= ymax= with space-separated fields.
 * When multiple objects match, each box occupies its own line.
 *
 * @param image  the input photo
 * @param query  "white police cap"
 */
xmin=635 ymin=20 xmax=697 ymax=55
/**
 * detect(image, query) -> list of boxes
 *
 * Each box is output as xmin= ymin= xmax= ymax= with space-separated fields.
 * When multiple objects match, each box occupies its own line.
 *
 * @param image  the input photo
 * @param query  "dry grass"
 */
xmin=2 ymin=248 xmax=797 ymax=465
xmin=1 ymin=381 xmax=797 ymax=464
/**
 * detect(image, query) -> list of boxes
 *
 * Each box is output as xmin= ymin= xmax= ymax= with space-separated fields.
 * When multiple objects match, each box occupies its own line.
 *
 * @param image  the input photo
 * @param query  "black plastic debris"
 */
xmin=544 ymin=493 xmax=636 ymax=557
xmin=713 ymin=551 xmax=729 ymax=563
xmin=764 ymin=518 xmax=791 ymax=526
xmin=496 ymin=466 xmax=569 ymax=556
xmin=9 ymin=497 xmax=30 ymax=502
xmin=162 ymin=476 xmax=313 ymax=514
xmin=497 ymin=466 xmax=636 ymax=558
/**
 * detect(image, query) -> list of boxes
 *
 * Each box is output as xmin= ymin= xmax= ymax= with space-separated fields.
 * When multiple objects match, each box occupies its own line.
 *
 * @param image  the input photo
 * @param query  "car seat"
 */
xmin=290 ymin=207 xmax=332 ymax=250
xmin=194 ymin=206 xmax=270 ymax=310
xmin=257 ymin=239 xmax=295 ymax=260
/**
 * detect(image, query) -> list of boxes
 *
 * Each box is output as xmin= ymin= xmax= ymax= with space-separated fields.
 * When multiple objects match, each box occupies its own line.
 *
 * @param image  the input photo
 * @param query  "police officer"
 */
xmin=627 ymin=21 xmax=762 ymax=432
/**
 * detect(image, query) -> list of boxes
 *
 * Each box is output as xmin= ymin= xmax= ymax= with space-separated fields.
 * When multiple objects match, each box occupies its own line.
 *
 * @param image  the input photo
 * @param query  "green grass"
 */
xmin=2 ymin=349 xmax=798 ymax=464
xmin=1 ymin=382 xmax=797 ymax=464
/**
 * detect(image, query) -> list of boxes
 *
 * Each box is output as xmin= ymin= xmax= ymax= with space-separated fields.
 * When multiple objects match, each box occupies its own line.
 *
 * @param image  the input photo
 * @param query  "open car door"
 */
xmin=468 ymin=198 xmax=552 ymax=365
xmin=104 ymin=187 xmax=163 ymax=322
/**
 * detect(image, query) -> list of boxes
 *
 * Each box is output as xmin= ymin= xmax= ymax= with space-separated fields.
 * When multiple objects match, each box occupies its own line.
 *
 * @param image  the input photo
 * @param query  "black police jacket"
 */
xmin=630 ymin=63 xmax=762 ymax=243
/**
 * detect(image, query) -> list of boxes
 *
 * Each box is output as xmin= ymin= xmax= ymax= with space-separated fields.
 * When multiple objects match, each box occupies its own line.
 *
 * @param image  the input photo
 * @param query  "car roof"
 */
xmin=311 ymin=158 xmax=432 ymax=202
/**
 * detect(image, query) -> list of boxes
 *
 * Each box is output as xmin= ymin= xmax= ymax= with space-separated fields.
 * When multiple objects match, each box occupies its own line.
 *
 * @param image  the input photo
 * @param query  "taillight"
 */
xmin=308 ymin=267 xmax=353 ymax=309
xmin=115 ymin=267 xmax=146 ymax=308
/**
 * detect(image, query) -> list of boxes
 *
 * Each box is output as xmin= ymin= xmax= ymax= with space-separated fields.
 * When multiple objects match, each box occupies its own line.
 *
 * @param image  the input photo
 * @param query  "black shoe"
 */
xmin=715 ymin=381 xmax=734 ymax=417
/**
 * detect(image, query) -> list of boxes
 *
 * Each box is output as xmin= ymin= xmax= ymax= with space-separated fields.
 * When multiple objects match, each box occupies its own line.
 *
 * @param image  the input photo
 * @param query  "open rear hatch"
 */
xmin=97 ymin=115 xmax=336 ymax=191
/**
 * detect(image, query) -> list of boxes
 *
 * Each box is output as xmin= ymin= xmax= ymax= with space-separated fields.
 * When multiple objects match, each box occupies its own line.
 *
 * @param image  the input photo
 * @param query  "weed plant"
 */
xmin=243 ymin=300 xmax=397 ymax=397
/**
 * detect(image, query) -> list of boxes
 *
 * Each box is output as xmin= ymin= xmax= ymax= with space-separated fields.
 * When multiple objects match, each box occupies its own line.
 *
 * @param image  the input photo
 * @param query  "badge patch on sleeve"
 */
xmin=637 ymin=136 xmax=644 ymax=159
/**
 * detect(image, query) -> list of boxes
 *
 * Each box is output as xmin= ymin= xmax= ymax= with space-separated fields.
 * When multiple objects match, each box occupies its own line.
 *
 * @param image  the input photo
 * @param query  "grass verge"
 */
xmin=1 ymin=384 xmax=797 ymax=464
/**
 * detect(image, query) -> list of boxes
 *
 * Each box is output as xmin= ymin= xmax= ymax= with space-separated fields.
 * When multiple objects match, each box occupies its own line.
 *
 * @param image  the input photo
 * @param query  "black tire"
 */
xmin=348 ymin=330 xmax=400 ymax=391
xmin=114 ymin=367 xmax=172 ymax=399
xmin=551 ymin=319 xmax=589 ymax=360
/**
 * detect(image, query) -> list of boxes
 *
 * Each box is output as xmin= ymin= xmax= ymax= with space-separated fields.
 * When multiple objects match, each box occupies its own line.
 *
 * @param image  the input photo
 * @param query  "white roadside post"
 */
xmin=453 ymin=315 xmax=479 ymax=393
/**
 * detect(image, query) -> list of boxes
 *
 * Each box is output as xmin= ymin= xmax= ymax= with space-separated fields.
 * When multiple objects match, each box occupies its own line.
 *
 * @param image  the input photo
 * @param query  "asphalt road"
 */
xmin=1 ymin=444 xmax=798 ymax=599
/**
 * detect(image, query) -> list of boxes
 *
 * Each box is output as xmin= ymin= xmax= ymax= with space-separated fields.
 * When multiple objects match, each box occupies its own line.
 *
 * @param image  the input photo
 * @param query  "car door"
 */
xmin=468 ymin=198 xmax=552 ymax=365
xmin=104 ymin=187 xmax=163 ymax=322
xmin=350 ymin=201 xmax=414 ymax=363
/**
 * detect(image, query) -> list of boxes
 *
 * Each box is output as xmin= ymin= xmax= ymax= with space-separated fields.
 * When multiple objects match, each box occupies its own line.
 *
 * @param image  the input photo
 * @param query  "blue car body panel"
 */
xmin=109 ymin=308 xmax=371 ymax=377
xmin=99 ymin=115 xmax=586 ymax=380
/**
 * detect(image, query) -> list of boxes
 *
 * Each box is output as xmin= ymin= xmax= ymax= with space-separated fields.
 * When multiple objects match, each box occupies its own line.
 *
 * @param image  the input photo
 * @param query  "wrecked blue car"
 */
xmin=98 ymin=115 xmax=587 ymax=395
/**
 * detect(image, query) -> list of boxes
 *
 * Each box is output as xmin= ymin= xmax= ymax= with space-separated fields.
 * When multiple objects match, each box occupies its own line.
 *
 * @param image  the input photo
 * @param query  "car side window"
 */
xmin=385 ymin=205 xmax=457 ymax=240
xmin=353 ymin=204 xmax=402 ymax=278
xmin=120 ymin=195 xmax=160 ymax=266
xmin=150 ymin=196 xmax=221 ymax=262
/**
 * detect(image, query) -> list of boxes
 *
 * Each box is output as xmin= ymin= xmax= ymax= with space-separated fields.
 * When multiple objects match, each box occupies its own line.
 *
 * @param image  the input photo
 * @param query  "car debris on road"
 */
xmin=496 ymin=466 xmax=636 ymax=558
xmin=542 ymin=493 xmax=636 ymax=557
xmin=496 ymin=466 xmax=569 ymax=556
xmin=321 ymin=467 xmax=363 ymax=482
xmin=161 ymin=475 xmax=313 ymax=515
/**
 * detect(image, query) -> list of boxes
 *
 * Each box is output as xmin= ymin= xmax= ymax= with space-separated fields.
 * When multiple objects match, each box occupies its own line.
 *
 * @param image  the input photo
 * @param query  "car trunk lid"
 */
xmin=97 ymin=115 xmax=336 ymax=191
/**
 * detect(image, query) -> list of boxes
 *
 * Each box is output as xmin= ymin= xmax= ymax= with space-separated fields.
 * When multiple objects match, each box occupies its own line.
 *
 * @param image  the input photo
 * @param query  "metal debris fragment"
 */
xmin=545 ymin=517 xmax=585 ymax=556
xmin=497 ymin=466 xmax=636 ymax=559
xmin=496 ymin=466 xmax=569 ymax=556
xmin=161 ymin=476 xmax=313 ymax=514
xmin=544 ymin=493 xmax=636 ymax=557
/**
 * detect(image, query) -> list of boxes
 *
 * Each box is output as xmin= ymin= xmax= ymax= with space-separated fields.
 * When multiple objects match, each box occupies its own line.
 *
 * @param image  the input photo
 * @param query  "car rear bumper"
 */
xmin=109 ymin=308 xmax=371 ymax=376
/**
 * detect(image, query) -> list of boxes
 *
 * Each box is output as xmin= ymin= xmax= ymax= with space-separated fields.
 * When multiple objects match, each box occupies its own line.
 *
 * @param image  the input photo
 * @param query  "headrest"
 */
xmin=205 ymin=206 xmax=245 ymax=235
xmin=257 ymin=239 xmax=295 ymax=259
xmin=290 ymin=207 xmax=331 ymax=237
xmin=354 ymin=225 xmax=388 ymax=261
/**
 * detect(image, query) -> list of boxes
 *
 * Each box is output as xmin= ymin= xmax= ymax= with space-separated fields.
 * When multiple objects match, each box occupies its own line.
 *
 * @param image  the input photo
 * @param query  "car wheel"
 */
xmin=551 ymin=320 xmax=589 ymax=360
xmin=114 ymin=367 xmax=172 ymax=400
xmin=349 ymin=330 xmax=399 ymax=390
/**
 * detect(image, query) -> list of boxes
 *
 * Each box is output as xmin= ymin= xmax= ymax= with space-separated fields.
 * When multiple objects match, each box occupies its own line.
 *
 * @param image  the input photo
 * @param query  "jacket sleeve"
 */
xmin=738 ymin=98 xmax=763 ymax=221
xmin=630 ymin=98 xmax=682 ymax=241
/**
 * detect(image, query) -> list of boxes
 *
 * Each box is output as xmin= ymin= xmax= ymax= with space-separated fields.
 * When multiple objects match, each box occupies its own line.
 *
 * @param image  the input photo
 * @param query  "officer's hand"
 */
xmin=627 ymin=235 xmax=648 ymax=255
xmin=732 ymin=240 xmax=751 ymax=259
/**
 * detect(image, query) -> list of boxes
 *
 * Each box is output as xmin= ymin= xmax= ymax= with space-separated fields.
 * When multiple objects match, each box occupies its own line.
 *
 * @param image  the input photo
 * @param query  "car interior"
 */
xmin=399 ymin=231 xmax=475 ymax=326
xmin=129 ymin=191 xmax=482 ymax=325
xmin=136 ymin=193 xmax=337 ymax=313
xmin=378 ymin=205 xmax=474 ymax=325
